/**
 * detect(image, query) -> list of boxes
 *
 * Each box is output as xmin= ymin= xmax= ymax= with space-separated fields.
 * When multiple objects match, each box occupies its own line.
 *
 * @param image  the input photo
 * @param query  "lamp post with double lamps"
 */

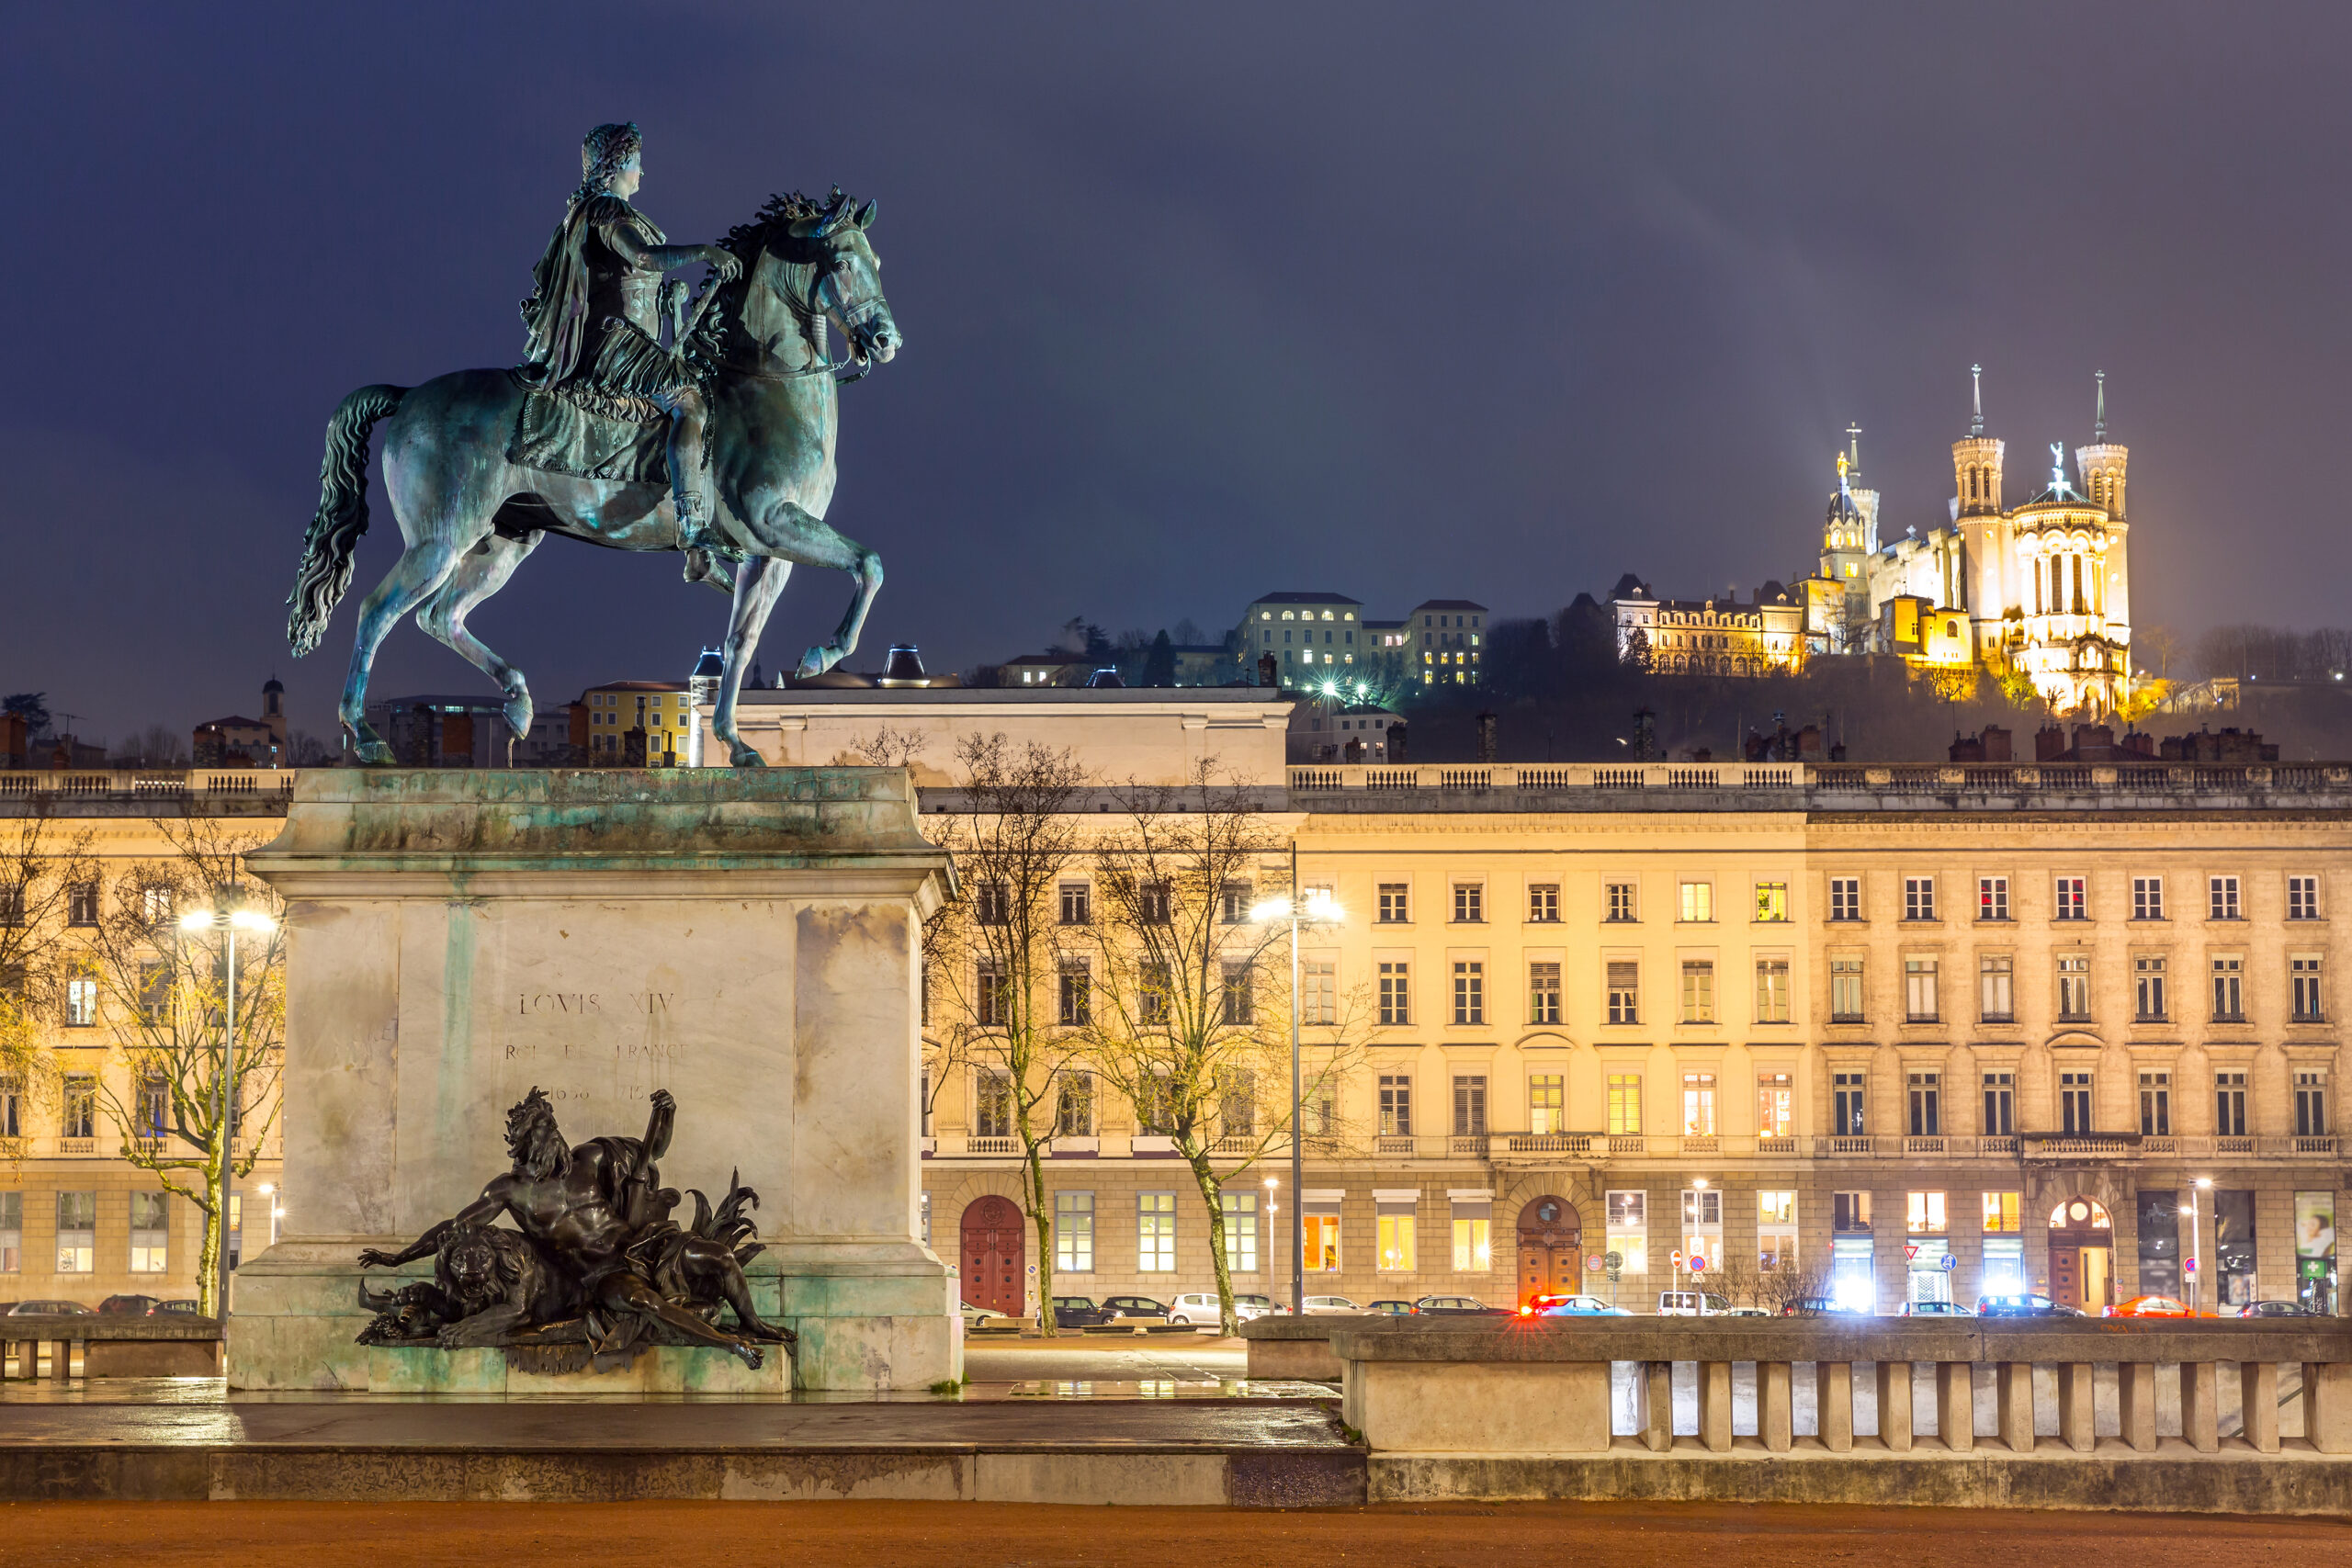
xmin=179 ymin=888 xmax=277 ymax=1320
xmin=1252 ymin=851 xmax=1340 ymax=1317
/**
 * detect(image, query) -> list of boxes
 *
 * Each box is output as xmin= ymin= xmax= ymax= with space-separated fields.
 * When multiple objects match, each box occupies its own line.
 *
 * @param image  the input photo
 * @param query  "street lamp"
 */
xmin=180 ymin=889 xmax=276 ymax=1321
xmin=2190 ymin=1178 xmax=2214 ymax=1314
xmin=1253 ymin=854 xmax=1341 ymax=1317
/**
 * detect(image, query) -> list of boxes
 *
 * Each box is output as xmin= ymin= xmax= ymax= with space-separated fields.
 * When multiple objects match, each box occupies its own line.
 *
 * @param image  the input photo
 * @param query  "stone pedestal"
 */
xmin=228 ymin=768 xmax=958 ymax=1393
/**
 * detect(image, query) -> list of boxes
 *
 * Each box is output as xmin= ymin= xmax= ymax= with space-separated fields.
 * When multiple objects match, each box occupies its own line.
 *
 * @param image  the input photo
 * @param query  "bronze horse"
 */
xmin=285 ymin=189 xmax=899 ymax=767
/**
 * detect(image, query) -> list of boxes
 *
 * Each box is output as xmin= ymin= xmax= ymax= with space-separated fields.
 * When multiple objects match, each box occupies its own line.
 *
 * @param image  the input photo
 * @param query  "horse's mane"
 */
xmin=686 ymin=190 xmax=834 ymax=363
xmin=716 ymin=189 xmax=831 ymax=263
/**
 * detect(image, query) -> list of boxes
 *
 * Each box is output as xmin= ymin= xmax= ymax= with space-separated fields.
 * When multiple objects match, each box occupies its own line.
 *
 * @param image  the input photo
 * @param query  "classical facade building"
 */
xmin=0 ymin=773 xmax=288 ymax=1307
xmin=736 ymin=689 xmax=2352 ymax=1323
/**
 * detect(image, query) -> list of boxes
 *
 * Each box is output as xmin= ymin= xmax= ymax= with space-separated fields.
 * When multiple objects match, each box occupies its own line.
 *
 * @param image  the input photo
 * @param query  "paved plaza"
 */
xmin=0 ymin=1500 xmax=2330 ymax=1568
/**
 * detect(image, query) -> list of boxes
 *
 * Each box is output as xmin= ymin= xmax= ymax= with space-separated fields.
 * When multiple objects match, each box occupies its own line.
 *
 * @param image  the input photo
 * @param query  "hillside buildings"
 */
xmin=1240 ymin=592 xmax=1488 ymax=692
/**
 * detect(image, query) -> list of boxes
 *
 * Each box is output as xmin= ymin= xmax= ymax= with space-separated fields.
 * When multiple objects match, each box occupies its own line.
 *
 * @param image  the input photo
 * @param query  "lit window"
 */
xmin=1136 ymin=1193 xmax=1177 ymax=1272
xmin=1056 ymin=1192 xmax=1094 ymax=1271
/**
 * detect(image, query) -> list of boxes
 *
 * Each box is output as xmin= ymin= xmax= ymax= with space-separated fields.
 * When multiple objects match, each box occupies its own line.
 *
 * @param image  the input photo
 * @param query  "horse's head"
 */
xmin=791 ymin=189 xmax=899 ymax=372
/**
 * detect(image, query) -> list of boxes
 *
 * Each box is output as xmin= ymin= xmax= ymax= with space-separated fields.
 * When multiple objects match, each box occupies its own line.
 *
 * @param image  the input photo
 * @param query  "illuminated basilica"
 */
xmin=1799 ymin=368 xmax=2134 ymax=713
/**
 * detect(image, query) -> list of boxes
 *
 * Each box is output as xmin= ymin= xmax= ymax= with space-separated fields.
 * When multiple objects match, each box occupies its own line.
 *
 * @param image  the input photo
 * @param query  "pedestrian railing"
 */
xmin=1261 ymin=1317 xmax=2352 ymax=1459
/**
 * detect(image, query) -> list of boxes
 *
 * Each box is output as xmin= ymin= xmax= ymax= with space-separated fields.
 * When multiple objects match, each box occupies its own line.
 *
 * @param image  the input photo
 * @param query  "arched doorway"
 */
xmin=2048 ymin=1196 xmax=2114 ymax=1312
xmin=960 ymin=1195 xmax=1025 ymax=1317
xmin=1517 ymin=1195 xmax=1584 ymax=1305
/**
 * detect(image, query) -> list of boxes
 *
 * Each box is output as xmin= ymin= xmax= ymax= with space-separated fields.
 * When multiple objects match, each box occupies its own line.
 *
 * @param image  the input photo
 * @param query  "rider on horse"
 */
xmin=518 ymin=122 xmax=741 ymax=581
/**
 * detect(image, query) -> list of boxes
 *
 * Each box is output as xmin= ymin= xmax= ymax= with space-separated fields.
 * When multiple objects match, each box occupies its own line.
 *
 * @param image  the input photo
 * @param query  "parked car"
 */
xmin=97 ymin=1294 xmax=162 ymax=1316
xmin=1050 ymin=1295 xmax=1120 ymax=1329
xmin=957 ymin=1301 xmax=1001 ymax=1329
xmin=2240 ymin=1300 xmax=2321 ymax=1318
xmin=2105 ymin=1294 xmax=2195 ymax=1319
xmin=1782 ymin=1295 xmax=1847 ymax=1317
xmin=1899 ymin=1301 xmax=1973 ymax=1317
xmin=1657 ymin=1291 xmax=1730 ymax=1316
xmin=1164 ymin=1292 xmax=1226 ymax=1326
xmin=1301 ymin=1295 xmax=1363 ymax=1314
xmin=1101 ymin=1295 xmax=1170 ymax=1322
xmin=1232 ymin=1293 xmax=1289 ymax=1320
xmin=1412 ymin=1294 xmax=1510 ymax=1316
xmin=1365 ymin=1300 xmax=1417 ymax=1316
xmin=1526 ymin=1293 xmax=1628 ymax=1317
xmin=1717 ymin=1305 xmax=1775 ymax=1318
xmin=1975 ymin=1292 xmax=2081 ymax=1318
xmin=5 ymin=1300 xmax=94 ymax=1316
xmin=152 ymin=1300 xmax=205 ymax=1316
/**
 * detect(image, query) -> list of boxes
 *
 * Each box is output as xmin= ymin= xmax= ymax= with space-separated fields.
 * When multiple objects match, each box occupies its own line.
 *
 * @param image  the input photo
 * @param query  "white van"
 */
xmin=1657 ymin=1291 xmax=1732 ymax=1316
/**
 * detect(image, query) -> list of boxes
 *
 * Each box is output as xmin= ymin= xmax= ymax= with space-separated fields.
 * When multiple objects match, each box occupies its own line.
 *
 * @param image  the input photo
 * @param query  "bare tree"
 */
xmin=0 ymin=819 xmax=95 ymax=1167
xmin=2136 ymin=623 xmax=2183 ymax=682
xmin=836 ymin=724 xmax=932 ymax=771
xmin=924 ymin=734 xmax=1090 ymax=1331
xmin=1070 ymin=763 xmax=1367 ymax=1335
xmin=74 ymin=818 xmax=284 ymax=1314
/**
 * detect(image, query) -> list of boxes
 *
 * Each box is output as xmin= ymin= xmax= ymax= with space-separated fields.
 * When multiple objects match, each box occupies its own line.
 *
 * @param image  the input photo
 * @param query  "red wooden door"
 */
xmin=961 ymin=1196 xmax=1025 ymax=1316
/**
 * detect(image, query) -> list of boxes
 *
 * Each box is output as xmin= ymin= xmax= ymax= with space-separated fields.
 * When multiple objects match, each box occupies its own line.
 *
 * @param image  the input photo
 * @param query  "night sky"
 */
xmin=6 ymin=4 xmax=2348 ymax=745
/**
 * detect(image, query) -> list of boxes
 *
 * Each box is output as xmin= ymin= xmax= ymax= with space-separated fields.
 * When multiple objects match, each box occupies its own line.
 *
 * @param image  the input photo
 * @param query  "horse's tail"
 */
xmin=286 ymin=383 xmax=406 ymax=656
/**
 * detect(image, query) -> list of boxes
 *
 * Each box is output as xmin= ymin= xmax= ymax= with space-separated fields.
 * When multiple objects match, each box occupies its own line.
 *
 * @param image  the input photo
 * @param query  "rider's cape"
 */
xmin=518 ymin=193 xmax=666 ymax=388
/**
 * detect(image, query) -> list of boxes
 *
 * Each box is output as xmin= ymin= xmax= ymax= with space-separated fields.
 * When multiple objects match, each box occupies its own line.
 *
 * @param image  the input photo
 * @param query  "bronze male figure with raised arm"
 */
xmin=357 ymin=1088 xmax=793 ymax=1368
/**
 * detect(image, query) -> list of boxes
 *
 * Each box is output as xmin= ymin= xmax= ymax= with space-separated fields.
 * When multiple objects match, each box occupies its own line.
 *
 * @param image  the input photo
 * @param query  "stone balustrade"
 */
xmin=1296 ymin=1317 xmax=2352 ymax=1461
xmin=0 ymin=1314 xmax=224 ymax=1380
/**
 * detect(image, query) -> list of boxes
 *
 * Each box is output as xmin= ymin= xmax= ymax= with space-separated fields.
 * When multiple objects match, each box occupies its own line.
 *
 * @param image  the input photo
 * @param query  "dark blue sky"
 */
xmin=5 ymin=3 xmax=2347 ymax=744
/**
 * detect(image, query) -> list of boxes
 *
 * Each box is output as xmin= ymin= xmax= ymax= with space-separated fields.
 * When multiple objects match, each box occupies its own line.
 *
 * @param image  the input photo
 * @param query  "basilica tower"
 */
xmin=1951 ymin=365 xmax=2010 ymax=636
xmin=2074 ymin=370 xmax=2132 ymax=646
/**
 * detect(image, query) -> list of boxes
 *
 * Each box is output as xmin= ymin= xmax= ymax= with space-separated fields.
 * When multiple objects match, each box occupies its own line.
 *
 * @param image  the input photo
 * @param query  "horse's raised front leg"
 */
xmin=714 ymin=556 xmax=792 ymax=768
xmin=738 ymin=502 xmax=881 ymax=680
xmin=340 ymin=537 xmax=471 ymax=763
xmin=415 ymin=532 xmax=545 ymax=761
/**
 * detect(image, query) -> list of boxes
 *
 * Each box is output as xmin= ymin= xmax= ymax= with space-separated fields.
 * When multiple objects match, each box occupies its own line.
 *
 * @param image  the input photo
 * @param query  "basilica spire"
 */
xmin=1971 ymin=364 xmax=1984 ymax=438
xmin=2094 ymin=369 xmax=2107 ymax=443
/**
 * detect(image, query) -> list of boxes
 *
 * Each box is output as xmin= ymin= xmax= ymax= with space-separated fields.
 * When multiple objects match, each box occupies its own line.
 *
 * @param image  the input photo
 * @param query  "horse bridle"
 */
xmin=753 ymin=247 xmax=883 ymax=385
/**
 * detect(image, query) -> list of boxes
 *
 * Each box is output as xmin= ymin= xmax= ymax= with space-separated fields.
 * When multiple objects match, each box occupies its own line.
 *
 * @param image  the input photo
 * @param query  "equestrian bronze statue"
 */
xmin=356 ymin=1088 xmax=795 ymax=1370
xmin=284 ymin=122 xmax=900 ymax=767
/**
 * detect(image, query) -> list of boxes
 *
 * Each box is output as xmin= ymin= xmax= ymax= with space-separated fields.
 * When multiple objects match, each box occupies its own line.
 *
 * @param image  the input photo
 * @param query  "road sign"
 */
xmin=1586 ymin=1254 xmax=1604 ymax=1272
xmin=1603 ymin=1250 xmax=1624 ymax=1271
xmin=1904 ymin=1245 xmax=1919 ymax=1261
xmin=2186 ymin=1258 xmax=2199 ymax=1276
xmin=1940 ymin=1254 xmax=1958 ymax=1271
xmin=1689 ymin=1256 xmax=1707 ymax=1273
xmin=1669 ymin=1249 xmax=1684 ymax=1269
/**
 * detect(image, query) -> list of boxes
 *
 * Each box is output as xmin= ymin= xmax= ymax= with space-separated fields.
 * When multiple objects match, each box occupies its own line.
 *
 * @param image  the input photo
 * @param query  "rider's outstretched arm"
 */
xmin=605 ymin=227 xmax=740 ymax=280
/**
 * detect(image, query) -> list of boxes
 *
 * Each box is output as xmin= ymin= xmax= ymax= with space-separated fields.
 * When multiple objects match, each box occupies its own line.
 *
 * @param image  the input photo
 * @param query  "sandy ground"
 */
xmin=0 ymin=1500 xmax=2332 ymax=1568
